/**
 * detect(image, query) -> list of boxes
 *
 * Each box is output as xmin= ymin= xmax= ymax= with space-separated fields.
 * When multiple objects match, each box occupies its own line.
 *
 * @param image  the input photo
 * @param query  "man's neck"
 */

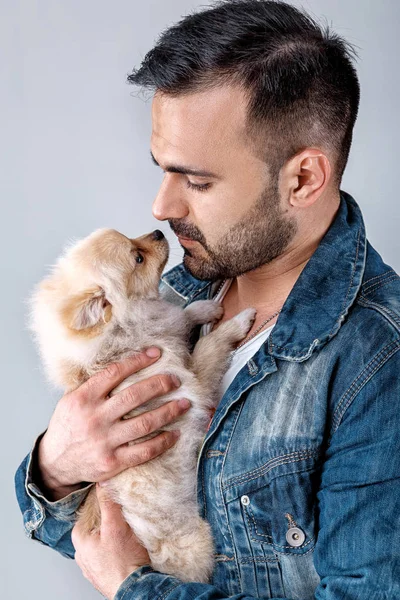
xmin=229 ymin=192 xmax=341 ymax=315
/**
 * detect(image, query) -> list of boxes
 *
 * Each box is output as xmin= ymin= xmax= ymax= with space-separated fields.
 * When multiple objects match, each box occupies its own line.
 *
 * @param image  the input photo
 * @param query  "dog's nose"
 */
xmin=152 ymin=229 xmax=165 ymax=240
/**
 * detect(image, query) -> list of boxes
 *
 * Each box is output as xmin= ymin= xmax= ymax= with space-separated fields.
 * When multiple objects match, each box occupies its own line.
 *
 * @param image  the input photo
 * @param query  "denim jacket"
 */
xmin=15 ymin=191 xmax=400 ymax=599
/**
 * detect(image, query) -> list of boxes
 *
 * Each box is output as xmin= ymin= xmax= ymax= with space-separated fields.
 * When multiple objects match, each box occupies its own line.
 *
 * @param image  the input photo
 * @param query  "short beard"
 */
xmin=169 ymin=176 xmax=298 ymax=281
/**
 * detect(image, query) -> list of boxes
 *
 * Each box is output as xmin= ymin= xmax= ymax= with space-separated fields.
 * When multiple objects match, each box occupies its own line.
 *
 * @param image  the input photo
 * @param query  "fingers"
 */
xmin=112 ymin=398 xmax=191 ymax=447
xmin=71 ymin=521 xmax=85 ymax=549
xmin=77 ymin=348 xmax=162 ymax=402
xmin=114 ymin=429 xmax=181 ymax=469
xmin=108 ymin=374 xmax=182 ymax=422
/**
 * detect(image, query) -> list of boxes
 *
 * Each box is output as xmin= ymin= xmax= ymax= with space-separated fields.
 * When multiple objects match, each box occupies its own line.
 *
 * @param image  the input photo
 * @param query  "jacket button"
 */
xmin=286 ymin=527 xmax=305 ymax=547
xmin=241 ymin=495 xmax=250 ymax=506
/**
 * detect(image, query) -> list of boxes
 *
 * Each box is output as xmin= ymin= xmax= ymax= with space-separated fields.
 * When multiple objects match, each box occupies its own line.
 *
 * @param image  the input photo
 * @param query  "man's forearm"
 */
xmin=14 ymin=432 xmax=93 ymax=560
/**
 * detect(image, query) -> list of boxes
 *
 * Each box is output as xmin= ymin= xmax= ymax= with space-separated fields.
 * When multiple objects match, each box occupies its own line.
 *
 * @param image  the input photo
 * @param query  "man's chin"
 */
xmin=182 ymin=254 xmax=220 ymax=282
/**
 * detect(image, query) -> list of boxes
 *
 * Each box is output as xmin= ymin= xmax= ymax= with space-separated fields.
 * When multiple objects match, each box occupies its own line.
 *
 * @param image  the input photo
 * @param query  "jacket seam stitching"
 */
xmin=274 ymin=544 xmax=316 ymax=557
xmin=191 ymin=282 xmax=213 ymax=300
xmin=361 ymin=270 xmax=395 ymax=289
xmin=118 ymin=579 xmax=180 ymax=600
xmin=357 ymin=297 xmax=400 ymax=332
xmin=160 ymin=278 xmax=188 ymax=300
xmin=362 ymin=274 xmax=398 ymax=295
xmin=35 ymin=493 xmax=91 ymax=509
xmin=337 ymin=224 xmax=361 ymax=318
xmin=272 ymin=536 xmax=314 ymax=551
xmin=201 ymin=443 xmax=207 ymax=520
xmin=205 ymin=362 xmax=277 ymax=440
xmin=332 ymin=340 xmax=397 ymax=420
xmin=361 ymin=271 xmax=399 ymax=293
xmin=239 ymin=547 xmax=315 ymax=560
xmin=215 ymin=554 xmax=235 ymax=562
xmin=331 ymin=341 xmax=400 ymax=434
xmin=157 ymin=583 xmax=182 ymax=600
xmin=244 ymin=504 xmax=272 ymax=541
xmin=219 ymin=402 xmax=245 ymax=589
xmin=224 ymin=449 xmax=318 ymax=489
xmin=223 ymin=448 xmax=320 ymax=490
xmin=332 ymin=339 xmax=399 ymax=425
xmin=243 ymin=501 xmax=316 ymax=549
xmin=239 ymin=556 xmax=279 ymax=563
xmin=162 ymin=271 xmax=213 ymax=301
xmin=269 ymin=224 xmax=362 ymax=355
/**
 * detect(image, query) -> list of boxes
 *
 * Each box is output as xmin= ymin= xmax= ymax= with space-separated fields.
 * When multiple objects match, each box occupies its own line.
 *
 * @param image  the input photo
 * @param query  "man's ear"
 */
xmin=282 ymin=148 xmax=332 ymax=209
xmin=61 ymin=287 xmax=112 ymax=332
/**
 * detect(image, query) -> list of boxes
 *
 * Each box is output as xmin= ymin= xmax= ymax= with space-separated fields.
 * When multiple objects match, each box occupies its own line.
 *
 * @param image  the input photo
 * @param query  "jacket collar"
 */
xmin=161 ymin=191 xmax=367 ymax=361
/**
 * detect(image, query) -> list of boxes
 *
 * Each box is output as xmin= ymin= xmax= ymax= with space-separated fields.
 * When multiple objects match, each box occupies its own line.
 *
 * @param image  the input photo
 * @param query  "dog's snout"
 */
xmin=152 ymin=229 xmax=165 ymax=241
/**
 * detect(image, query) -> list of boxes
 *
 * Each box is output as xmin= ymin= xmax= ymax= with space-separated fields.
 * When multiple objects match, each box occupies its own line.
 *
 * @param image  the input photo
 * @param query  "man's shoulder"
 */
xmin=336 ymin=240 xmax=400 ymax=372
xmin=356 ymin=240 xmax=400 ymax=335
xmin=328 ymin=245 xmax=400 ymax=436
xmin=324 ymin=240 xmax=400 ymax=422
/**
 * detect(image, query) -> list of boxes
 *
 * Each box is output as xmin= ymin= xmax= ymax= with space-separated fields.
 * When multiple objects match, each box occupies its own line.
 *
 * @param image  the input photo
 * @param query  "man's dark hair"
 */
xmin=127 ymin=0 xmax=360 ymax=186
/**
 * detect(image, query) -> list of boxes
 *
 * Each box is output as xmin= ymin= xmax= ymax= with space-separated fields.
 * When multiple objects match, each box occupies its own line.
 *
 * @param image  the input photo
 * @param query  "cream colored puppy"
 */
xmin=28 ymin=228 xmax=256 ymax=583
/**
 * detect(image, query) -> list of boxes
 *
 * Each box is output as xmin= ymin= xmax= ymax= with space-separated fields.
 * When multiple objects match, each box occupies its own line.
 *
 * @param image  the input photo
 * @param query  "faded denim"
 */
xmin=15 ymin=191 xmax=400 ymax=599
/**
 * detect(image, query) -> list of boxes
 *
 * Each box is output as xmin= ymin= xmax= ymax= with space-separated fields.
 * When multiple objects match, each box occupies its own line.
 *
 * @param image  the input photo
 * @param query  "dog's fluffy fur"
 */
xmin=28 ymin=228 xmax=256 ymax=583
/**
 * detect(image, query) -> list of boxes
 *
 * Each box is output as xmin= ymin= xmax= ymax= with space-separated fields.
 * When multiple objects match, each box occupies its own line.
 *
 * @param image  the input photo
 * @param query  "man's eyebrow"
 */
xmin=150 ymin=150 xmax=219 ymax=178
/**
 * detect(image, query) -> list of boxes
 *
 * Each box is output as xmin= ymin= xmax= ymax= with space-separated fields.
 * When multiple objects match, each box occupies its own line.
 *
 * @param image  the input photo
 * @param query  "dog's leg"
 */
xmin=183 ymin=300 xmax=224 ymax=327
xmin=190 ymin=308 xmax=256 ymax=399
xmin=75 ymin=486 xmax=101 ymax=534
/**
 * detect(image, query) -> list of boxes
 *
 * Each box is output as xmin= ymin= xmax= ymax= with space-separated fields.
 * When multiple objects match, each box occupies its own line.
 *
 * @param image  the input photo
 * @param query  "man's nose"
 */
xmin=152 ymin=176 xmax=189 ymax=221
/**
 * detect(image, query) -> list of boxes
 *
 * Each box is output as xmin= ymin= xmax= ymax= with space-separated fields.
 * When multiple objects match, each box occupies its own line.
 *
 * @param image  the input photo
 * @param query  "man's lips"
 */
xmin=177 ymin=235 xmax=198 ymax=246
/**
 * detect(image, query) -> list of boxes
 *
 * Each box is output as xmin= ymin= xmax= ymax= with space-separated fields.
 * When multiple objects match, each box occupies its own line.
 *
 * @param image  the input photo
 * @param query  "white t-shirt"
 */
xmin=199 ymin=279 xmax=275 ymax=399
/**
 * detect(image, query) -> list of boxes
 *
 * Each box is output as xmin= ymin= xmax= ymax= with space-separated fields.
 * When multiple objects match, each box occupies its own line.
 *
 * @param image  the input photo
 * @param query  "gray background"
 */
xmin=2 ymin=0 xmax=399 ymax=598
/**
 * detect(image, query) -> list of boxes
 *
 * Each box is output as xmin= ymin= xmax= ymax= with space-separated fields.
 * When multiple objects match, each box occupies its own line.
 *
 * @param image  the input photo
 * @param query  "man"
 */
xmin=15 ymin=1 xmax=400 ymax=599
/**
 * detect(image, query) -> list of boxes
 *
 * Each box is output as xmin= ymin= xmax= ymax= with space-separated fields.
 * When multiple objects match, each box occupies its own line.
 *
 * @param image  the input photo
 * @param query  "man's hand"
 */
xmin=37 ymin=347 xmax=191 ymax=500
xmin=71 ymin=483 xmax=150 ymax=600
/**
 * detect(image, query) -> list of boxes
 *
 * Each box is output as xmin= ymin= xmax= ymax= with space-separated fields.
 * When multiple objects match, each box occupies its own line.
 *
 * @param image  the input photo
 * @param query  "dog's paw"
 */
xmin=231 ymin=308 xmax=257 ymax=339
xmin=185 ymin=300 xmax=224 ymax=324
xmin=207 ymin=303 xmax=224 ymax=322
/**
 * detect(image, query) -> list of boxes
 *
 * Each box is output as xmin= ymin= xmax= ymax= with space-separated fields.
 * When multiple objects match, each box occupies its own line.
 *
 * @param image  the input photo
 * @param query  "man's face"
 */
xmin=151 ymin=85 xmax=297 ymax=281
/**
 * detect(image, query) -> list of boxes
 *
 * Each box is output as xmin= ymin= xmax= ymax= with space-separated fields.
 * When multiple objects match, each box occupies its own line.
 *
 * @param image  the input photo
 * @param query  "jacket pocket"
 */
xmin=240 ymin=467 xmax=319 ymax=555
xmin=223 ymin=448 xmax=321 ymax=599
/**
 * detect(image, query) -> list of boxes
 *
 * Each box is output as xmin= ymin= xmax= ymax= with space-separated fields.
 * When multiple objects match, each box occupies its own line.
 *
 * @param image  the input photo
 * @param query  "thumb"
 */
xmin=96 ymin=483 xmax=124 ymax=532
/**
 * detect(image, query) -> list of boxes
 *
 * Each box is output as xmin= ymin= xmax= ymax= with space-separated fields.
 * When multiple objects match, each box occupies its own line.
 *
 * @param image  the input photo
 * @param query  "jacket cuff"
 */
xmin=24 ymin=430 xmax=93 ymax=522
xmin=114 ymin=566 xmax=183 ymax=600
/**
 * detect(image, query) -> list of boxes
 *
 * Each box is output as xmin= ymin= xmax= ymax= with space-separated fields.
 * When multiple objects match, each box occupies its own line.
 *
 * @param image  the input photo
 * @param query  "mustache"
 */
xmin=168 ymin=220 xmax=204 ymax=243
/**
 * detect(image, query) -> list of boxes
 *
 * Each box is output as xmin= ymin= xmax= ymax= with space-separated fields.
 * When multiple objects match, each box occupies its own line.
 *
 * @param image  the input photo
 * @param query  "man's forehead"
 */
xmin=150 ymin=85 xmax=250 ymax=163
xmin=152 ymin=86 xmax=248 ymax=138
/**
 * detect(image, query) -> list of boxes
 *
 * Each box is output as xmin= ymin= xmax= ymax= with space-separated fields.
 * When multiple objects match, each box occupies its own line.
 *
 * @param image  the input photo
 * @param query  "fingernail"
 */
xmin=171 ymin=429 xmax=181 ymax=439
xmin=98 ymin=480 xmax=109 ymax=487
xmin=171 ymin=374 xmax=181 ymax=387
xmin=178 ymin=398 xmax=191 ymax=410
xmin=145 ymin=347 xmax=161 ymax=358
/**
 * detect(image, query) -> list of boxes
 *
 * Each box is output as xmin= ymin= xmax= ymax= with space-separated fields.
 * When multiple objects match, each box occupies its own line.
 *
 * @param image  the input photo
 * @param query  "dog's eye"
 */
xmin=135 ymin=252 xmax=144 ymax=264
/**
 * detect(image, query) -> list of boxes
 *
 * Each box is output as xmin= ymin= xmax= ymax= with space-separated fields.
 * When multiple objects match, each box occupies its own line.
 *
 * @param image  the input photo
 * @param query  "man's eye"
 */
xmin=186 ymin=181 xmax=211 ymax=193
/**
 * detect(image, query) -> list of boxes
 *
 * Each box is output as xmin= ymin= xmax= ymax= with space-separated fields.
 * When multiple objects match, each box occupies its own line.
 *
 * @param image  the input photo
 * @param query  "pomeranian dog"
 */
xmin=28 ymin=227 xmax=256 ymax=583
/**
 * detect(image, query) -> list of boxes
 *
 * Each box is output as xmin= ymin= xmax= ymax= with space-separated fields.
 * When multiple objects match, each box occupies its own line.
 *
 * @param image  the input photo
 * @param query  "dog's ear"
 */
xmin=62 ymin=287 xmax=112 ymax=333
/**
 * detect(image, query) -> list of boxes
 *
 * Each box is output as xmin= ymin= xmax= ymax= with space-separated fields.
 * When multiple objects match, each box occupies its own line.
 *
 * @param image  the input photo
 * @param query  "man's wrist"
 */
xmin=35 ymin=437 xmax=85 ymax=501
